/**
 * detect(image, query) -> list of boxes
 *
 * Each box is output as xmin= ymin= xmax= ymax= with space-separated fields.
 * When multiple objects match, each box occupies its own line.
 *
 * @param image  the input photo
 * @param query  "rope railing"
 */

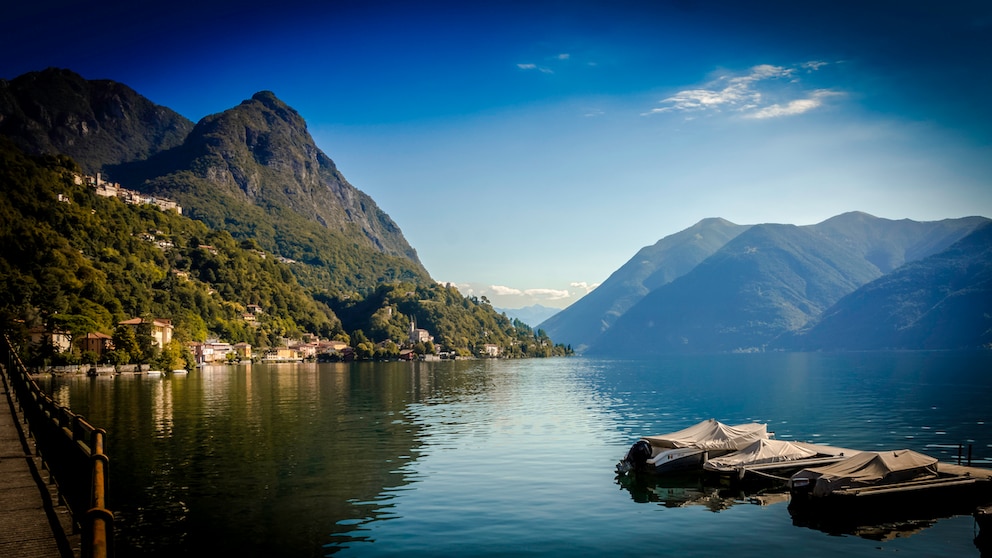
xmin=1 ymin=333 xmax=114 ymax=558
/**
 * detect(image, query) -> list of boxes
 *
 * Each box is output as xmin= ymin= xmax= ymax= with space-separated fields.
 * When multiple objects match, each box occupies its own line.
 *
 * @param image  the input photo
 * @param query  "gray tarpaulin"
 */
xmin=791 ymin=449 xmax=938 ymax=497
xmin=703 ymin=438 xmax=819 ymax=472
xmin=641 ymin=419 xmax=769 ymax=452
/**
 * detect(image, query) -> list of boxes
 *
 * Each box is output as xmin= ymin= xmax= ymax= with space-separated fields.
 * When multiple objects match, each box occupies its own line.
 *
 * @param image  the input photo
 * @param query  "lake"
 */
xmin=39 ymin=351 xmax=992 ymax=557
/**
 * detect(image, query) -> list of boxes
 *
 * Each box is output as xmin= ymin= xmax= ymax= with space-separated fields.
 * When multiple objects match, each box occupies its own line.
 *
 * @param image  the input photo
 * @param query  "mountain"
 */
xmin=112 ymin=90 xmax=431 ymax=292
xmin=787 ymin=222 xmax=992 ymax=350
xmin=591 ymin=223 xmax=881 ymax=354
xmin=809 ymin=211 xmax=991 ymax=274
xmin=497 ymin=304 xmax=560 ymax=328
xmin=0 ymin=70 xmax=429 ymax=293
xmin=581 ymin=213 xmax=989 ymax=356
xmin=538 ymin=218 xmax=748 ymax=352
xmin=0 ymin=68 xmax=193 ymax=174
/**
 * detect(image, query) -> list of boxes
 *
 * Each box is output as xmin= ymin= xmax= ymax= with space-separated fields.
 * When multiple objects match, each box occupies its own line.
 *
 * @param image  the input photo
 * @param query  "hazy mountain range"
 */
xmin=496 ymin=305 xmax=560 ymax=328
xmin=541 ymin=212 xmax=991 ymax=354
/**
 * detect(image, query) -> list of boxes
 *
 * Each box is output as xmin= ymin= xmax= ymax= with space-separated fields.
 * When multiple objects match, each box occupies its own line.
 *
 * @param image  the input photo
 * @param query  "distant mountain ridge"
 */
xmin=544 ymin=212 xmax=991 ymax=355
xmin=789 ymin=221 xmax=992 ymax=350
xmin=496 ymin=305 xmax=560 ymax=328
xmin=539 ymin=217 xmax=749 ymax=352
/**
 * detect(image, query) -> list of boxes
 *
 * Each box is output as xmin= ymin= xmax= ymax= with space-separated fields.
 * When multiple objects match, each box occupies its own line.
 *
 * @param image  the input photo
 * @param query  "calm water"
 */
xmin=40 ymin=352 xmax=992 ymax=557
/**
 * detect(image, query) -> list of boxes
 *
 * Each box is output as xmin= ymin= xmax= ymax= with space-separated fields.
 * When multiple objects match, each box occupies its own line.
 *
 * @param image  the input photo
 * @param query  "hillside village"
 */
xmin=29 ymin=312 xmax=474 ymax=373
xmin=79 ymin=172 xmax=183 ymax=213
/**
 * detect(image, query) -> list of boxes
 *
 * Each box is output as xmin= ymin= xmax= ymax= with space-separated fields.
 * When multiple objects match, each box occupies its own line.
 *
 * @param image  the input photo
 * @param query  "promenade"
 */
xmin=0 ymin=366 xmax=75 ymax=558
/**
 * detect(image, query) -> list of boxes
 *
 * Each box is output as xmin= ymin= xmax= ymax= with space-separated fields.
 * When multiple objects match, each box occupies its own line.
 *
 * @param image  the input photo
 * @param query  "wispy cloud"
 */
xmin=517 ymin=52 xmax=572 ymax=75
xmin=746 ymin=89 xmax=843 ymax=119
xmin=491 ymin=285 xmax=523 ymax=296
xmin=517 ymin=63 xmax=554 ymax=74
xmin=490 ymin=285 xmax=571 ymax=300
xmin=643 ymin=62 xmax=837 ymax=120
xmin=525 ymin=288 xmax=571 ymax=300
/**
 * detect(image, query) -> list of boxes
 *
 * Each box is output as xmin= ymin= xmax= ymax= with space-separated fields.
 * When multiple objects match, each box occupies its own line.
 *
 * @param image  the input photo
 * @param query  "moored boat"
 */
xmin=788 ymin=449 xmax=992 ymax=523
xmin=616 ymin=419 xmax=770 ymax=475
xmin=703 ymin=439 xmax=859 ymax=480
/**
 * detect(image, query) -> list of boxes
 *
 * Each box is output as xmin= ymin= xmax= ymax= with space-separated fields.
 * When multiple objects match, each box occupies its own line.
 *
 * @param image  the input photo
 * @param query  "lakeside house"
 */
xmin=27 ymin=326 xmax=71 ymax=353
xmin=79 ymin=332 xmax=113 ymax=357
xmin=233 ymin=342 xmax=252 ymax=360
xmin=118 ymin=317 xmax=173 ymax=349
xmin=188 ymin=341 xmax=233 ymax=364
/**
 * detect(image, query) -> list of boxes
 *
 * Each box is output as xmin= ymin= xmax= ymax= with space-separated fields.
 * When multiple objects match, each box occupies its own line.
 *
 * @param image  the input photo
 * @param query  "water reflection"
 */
xmin=43 ymin=362 xmax=451 ymax=558
xmin=615 ymin=472 xmax=791 ymax=512
xmin=151 ymin=378 xmax=172 ymax=437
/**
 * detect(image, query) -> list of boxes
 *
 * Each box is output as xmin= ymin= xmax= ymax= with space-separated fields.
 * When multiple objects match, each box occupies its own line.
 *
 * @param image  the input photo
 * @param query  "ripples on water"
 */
xmin=40 ymin=351 xmax=992 ymax=557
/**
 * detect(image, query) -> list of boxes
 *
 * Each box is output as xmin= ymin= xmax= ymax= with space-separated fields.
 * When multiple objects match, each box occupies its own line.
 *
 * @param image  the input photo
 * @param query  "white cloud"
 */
xmin=518 ymin=52 xmax=572 ymax=74
xmin=490 ymin=285 xmax=523 ymax=296
xmin=517 ymin=62 xmax=553 ymax=73
xmin=524 ymin=288 xmax=570 ymax=300
xmin=489 ymin=285 xmax=572 ymax=300
xmin=570 ymin=281 xmax=599 ymax=294
xmin=643 ymin=62 xmax=838 ymax=119
xmin=746 ymin=89 xmax=843 ymax=119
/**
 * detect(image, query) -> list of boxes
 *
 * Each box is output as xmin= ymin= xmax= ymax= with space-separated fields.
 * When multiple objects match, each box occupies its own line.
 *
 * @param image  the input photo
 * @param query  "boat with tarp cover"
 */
xmin=703 ymin=439 xmax=858 ymax=480
xmin=789 ymin=449 xmax=992 ymax=523
xmin=616 ymin=419 xmax=769 ymax=475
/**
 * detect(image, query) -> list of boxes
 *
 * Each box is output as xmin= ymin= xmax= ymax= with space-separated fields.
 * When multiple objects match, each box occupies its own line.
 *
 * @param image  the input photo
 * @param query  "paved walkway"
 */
xmin=0 ymin=366 xmax=74 ymax=558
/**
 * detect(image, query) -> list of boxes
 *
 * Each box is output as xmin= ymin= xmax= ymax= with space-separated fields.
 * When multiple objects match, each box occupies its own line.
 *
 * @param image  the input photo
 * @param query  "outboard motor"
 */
xmin=616 ymin=439 xmax=653 ymax=475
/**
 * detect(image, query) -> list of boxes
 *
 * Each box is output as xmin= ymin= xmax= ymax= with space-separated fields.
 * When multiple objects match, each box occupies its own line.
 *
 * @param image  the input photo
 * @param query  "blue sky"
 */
xmin=5 ymin=1 xmax=992 ymax=309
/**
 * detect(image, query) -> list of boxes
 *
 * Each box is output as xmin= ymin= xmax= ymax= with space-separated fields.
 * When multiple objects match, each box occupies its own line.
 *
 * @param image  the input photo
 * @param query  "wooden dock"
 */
xmin=0 ymin=368 xmax=75 ymax=558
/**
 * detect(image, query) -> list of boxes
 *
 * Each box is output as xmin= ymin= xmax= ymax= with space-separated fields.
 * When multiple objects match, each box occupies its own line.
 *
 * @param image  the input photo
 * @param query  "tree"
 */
xmin=49 ymin=313 xmax=98 ymax=353
xmin=112 ymin=325 xmax=141 ymax=364
xmin=155 ymin=340 xmax=184 ymax=371
xmin=105 ymin=349 xmax=130 ymax=372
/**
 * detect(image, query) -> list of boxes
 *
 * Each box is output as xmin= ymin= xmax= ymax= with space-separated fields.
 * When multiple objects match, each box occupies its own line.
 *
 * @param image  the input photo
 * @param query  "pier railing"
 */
xmin=1 ymin=333 xmax=114 ymax=558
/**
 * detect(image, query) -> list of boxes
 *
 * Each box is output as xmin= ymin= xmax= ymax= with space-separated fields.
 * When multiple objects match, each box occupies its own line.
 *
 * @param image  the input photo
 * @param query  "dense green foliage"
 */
xmin=325 ymin=282 xmax=572 ymax=358
xmin=141 ymin=169 xmax=430 ymax=292
xmin=0 ymin=138 xmax=342 ymax=353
